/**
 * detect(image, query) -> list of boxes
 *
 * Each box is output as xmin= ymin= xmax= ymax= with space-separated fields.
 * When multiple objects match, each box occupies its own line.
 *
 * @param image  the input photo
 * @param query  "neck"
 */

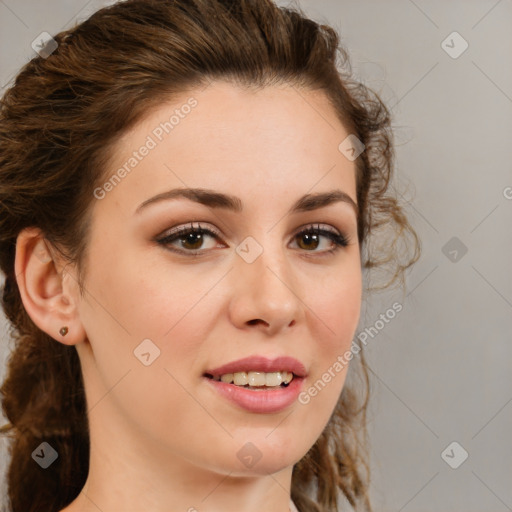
xmin=60 ymin=396 xmax=294 ymax=512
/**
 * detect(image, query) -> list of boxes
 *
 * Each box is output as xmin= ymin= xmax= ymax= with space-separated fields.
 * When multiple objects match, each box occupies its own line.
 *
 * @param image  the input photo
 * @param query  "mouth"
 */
xmin=203 ymin=355 xmax=307 ymax=404
xmin=202 ymin=355 xmax=307 ymax=391
xmin=202 ymin=356 xmax=307 ymax=413
xmin=203 ymin=370 xmax=297 ymax=390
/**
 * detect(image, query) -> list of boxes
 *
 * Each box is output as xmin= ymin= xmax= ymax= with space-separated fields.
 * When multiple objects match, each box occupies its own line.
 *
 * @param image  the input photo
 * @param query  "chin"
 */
xmin=235 ymin=440 xmax=309 ymax=476
xmin=229 ymin=457 xmax=297 ymax=477
xmin=202 ymin=442 xmax=305 ymax=477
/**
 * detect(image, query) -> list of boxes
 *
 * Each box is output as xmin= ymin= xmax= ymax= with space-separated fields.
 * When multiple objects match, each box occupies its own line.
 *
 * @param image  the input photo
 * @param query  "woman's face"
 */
xmin=75 ymin=81 xmax=361 ymax=478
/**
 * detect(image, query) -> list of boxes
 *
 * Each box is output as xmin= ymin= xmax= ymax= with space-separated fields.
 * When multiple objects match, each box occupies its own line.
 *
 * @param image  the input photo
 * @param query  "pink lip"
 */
xmin=203 ymin=355 xmax=307 ymax=414
xmin=203 ymin=375 xmax=305 ymax=413
xmin=204 ymin=355 xmax=307 ymax=378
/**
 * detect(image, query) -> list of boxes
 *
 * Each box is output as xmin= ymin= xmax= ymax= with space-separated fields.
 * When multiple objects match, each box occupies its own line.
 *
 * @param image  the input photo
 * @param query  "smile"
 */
xmin=205 ymin=370 xmax=294 ymax=388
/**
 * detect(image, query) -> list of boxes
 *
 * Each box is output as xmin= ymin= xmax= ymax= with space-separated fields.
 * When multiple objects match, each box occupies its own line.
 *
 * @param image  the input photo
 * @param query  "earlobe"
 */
xmin=14 ymin=227 xmax=86 ymax=346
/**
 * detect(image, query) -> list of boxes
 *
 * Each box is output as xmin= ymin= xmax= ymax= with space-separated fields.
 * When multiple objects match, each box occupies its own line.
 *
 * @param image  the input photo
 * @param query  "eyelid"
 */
xmin=155 ymin=220 xmax=352 ymax=256
xmin=291 ymin=222 xmax=341 ymax=237
xmin=158 ymin=221 xmax=344 ymax=241
xmin=157 ymin=221 xmax=224 ymax=241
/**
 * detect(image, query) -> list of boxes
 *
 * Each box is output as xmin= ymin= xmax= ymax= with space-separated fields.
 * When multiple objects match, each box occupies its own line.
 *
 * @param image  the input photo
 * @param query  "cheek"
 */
xmin=82 ymin=245 xmax=208 ymax=340
xmin=77 ymin=252 xmax=216 ymax=441
xmin=77 ymin=245 xmax=209 ymax=394
xmin=301 ymin=262 xmax=361 ymax=409
xmin=309 ymin=262 xmax=362 ymax=348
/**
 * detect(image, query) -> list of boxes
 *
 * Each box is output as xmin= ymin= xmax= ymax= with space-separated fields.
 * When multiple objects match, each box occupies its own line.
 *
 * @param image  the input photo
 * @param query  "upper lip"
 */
xmin=204 ymin=355 xmax=307 ymax=378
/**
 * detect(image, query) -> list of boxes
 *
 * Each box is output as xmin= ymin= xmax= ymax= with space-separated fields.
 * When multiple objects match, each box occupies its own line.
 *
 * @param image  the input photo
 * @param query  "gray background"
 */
xmin=1 ymin=0 xmax=511 ymax=510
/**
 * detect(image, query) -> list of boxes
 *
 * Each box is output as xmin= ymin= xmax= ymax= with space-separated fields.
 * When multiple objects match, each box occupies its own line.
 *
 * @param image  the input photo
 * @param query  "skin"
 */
xmin=15 ymin=81 xmax=362 ymax=512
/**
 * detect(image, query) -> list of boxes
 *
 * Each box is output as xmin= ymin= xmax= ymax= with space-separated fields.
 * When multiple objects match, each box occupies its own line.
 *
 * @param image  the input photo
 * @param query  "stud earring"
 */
xmin=59 ymin=326 xmax=69 ymax=337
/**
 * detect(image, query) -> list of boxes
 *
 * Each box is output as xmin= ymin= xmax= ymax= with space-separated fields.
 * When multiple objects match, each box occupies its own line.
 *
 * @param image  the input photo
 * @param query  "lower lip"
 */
xmin=203 ymin=376 xmax=305 ymax=413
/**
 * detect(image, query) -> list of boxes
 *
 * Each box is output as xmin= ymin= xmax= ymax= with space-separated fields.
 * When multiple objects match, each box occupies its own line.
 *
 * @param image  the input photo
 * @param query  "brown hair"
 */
xmin=0 ymin=0 xmax=419 ymax=511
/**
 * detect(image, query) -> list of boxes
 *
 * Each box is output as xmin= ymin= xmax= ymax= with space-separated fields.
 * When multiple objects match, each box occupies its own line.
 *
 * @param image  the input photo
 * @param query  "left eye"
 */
xmin=156 ymin=222 xmax=348 ymax=255
xmin=290 ymin=225 xmax=348 ymax=252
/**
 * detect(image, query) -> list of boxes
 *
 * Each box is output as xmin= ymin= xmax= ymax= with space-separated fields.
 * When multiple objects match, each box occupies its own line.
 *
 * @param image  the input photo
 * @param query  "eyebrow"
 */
xmin=135 ymin=187 xmax=358 ymax=217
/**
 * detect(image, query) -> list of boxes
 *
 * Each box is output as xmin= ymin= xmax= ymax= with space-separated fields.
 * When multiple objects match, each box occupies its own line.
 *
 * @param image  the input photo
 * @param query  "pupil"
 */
xmin=299 ymin=233 xmax=319 ymax=250
xmin=182 ymin=232 xmax=202 ymax=250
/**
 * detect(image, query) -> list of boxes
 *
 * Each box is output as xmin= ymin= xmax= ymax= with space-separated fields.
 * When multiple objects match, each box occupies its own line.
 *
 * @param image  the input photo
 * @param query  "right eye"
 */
xmin=156 ymin=221 xmax=226 ymax=255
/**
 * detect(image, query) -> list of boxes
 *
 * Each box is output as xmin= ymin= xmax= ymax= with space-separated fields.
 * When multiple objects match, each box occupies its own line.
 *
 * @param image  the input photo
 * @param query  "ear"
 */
xmin=14 ymin=227 xmax=86 ymax=345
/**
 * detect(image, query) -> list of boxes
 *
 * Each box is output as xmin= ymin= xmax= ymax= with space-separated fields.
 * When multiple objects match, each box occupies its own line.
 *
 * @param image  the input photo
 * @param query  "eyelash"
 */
xmin=155 ymin=221 xmax=350 ymax=257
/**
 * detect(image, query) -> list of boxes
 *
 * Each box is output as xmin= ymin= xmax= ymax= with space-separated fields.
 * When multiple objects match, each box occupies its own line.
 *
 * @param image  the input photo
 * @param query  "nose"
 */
xmin=228 ymin=242 xmax=304 ymax=336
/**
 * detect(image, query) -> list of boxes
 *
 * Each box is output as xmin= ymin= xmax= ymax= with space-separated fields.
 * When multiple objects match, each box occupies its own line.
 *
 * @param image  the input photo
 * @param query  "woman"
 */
xmin=0 ymin=0 xmax=419 ymax=511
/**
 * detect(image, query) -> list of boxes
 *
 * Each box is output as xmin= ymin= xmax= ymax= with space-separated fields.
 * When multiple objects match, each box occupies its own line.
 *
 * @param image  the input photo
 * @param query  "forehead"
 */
xmin=96 ymin=81 xmax=357 ymax=214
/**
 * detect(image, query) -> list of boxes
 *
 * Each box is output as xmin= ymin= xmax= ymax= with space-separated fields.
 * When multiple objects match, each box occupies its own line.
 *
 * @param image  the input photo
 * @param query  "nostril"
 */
xmin=247 ymin=319 xmax=268 ymax=326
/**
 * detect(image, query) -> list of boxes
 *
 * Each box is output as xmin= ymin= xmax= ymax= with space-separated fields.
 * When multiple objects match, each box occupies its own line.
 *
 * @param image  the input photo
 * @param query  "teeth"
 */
xmin=215 ymin=371 xmax=294 ymax=387
xmin=249 ymin=372 xmax=266 ymax=386
xmin=283 ymin=372 xmax=293 ymax=384
xmin=265 ymin=372 xmax=283 ymax=386
xmin=233 ymin=372 xmax=248 ymax=386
